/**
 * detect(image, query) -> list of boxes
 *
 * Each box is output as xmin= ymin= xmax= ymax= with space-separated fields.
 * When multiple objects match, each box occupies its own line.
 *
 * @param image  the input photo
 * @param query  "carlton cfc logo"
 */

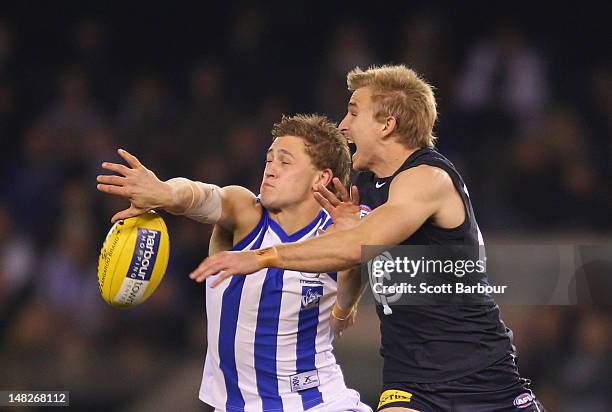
xmin=359 ymin=205 xmax=372 ymax=218
xmin=513 ymin=393 xmax=534 ymax=408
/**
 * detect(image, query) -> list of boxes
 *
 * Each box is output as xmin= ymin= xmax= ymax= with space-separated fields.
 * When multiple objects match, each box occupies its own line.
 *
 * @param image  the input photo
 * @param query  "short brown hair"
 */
xmin=347 ymin=64 xmax=437 ymax=148
xmin=271 ymin=114 xmax=351 ymax=188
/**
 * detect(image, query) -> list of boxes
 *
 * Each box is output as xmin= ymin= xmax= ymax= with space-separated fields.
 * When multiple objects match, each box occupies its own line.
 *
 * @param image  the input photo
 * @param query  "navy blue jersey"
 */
xmin=355 ymin=147 xmax=514 ymax=383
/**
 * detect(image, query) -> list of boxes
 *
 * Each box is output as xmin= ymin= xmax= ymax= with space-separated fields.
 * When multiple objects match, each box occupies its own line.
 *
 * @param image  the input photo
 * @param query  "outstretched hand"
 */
xmin=189 ymin=250 xmax=262 ymax=287
xmin=314 ymin=177 xmax=361 ymax=233
xmin=97 ymin=149 xmax=170 ymax=223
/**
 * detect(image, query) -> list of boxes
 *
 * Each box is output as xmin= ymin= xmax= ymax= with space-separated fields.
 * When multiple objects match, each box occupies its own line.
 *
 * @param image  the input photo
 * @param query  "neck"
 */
xmin=370 ymin=143 xmax=420 ymax=178
xmin=268 ymin=198 xmax=322 ymax=235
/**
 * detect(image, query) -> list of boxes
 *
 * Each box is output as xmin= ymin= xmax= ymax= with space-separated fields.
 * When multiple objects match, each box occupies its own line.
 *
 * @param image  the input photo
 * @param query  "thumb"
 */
xmin=111 ymin=206 xmax=146 ymax=223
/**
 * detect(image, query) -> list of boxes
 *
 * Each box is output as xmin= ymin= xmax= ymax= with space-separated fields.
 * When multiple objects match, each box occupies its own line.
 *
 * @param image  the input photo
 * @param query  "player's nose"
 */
xmin=265 ymin=163 xmax=279 ymax=178
xmin=339 ymin=116 xmax=349 ymax=132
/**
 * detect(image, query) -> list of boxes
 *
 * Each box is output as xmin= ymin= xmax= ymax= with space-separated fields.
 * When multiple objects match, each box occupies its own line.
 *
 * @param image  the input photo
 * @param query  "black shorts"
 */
xmin=377 ymin=355 xmax=546 ymax=412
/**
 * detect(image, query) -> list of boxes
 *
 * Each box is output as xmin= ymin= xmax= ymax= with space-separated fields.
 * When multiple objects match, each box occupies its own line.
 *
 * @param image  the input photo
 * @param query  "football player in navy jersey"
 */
xmin=192 ymin=65 xmax=546 ymax=412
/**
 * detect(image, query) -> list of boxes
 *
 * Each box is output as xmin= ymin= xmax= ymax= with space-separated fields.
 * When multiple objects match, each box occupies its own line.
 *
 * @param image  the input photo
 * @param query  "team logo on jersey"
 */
xmin=359 ymin=204 xmax=372 ymax=218
xmin=368 ymin=251 xmax=402 ymax=315
xmin=513 ymin=393 xmax=534 ymax=408
xmin=377 ymin=389 xmax=412 ymax=408
xmin=301 ymin=286 xmax=322 ymax=310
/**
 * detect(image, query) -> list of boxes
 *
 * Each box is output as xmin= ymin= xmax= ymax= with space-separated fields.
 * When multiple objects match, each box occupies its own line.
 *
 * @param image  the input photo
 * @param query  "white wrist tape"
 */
xmin=187 ymin=181 xmax=222 ymax=224
xmin=176 ymin=180 xmax=222 ymax=224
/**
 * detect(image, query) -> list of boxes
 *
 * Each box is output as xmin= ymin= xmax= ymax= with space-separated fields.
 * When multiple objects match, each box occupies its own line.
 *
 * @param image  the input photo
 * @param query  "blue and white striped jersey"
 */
xmin=200 ymin=206 xmax=350 ymax=412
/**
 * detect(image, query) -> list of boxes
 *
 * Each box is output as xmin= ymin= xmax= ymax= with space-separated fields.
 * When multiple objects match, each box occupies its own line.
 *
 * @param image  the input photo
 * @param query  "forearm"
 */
xmin=269 ymin=202 xmax=418 ymax=273
xmin=164 ymin=178 xmax=222 ymax=224
xmin=336 ymin=266 xmax=363 ymax=311
xmin=272 ymin=226 xmax=365 ymax=273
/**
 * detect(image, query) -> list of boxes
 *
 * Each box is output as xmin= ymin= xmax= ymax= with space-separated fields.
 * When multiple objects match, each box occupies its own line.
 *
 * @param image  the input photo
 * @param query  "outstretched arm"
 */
xmin=191 ymin=165 xmax=451 ymax=286
xmin=96 ymin=149 xmax=259 ymax=233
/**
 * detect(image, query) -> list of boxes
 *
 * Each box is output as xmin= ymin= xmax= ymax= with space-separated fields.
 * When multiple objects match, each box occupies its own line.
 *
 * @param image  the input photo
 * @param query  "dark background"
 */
xmin=0 ymin=2 xmax=610 ymax=411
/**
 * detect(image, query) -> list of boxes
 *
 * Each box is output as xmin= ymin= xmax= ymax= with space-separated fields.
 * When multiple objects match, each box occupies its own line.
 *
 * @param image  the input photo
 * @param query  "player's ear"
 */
xmin=312 ymin=168 xmax=333 ymax=190
xmin=381 ymin=116 xmax=397 ymax=140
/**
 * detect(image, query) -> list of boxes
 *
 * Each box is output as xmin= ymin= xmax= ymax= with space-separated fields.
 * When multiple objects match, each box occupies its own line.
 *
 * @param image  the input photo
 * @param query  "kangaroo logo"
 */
xmin=301 ymin=287 xmax=322 ymax=310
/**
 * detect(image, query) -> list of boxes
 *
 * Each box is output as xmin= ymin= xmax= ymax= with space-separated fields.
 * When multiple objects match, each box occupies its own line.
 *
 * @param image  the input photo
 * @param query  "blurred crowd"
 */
xmin=0 ymin=4 xmax=610 ymax=411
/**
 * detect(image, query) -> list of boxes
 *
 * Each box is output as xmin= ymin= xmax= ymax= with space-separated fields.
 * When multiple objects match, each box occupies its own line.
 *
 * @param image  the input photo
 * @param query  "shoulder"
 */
xmin=389 ymin=164 xmax=454 ymax=203
xmin=221 ymin=185 xmax=261 ymax=212
xmin=221 ymin=185 xmax=257 ymax=202
xmin=220 ymin=185 xmax=263 ymax=232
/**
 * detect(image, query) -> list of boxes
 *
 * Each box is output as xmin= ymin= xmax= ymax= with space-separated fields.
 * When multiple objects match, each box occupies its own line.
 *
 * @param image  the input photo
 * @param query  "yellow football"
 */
xmin=98 ymin=211 xmax=170 ymax=308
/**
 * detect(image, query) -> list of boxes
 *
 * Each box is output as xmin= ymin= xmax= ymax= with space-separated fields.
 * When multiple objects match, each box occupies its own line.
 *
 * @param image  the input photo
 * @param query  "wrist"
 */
xmin=164 ymin=178 xmax=192 ymax=214
xmin=331 ymin=301 xmax=355 ymax=321
xmin=254 ymin=246 xmax=281 ymax=268
xmin=160 ymin=181 xmax=176 ymax=210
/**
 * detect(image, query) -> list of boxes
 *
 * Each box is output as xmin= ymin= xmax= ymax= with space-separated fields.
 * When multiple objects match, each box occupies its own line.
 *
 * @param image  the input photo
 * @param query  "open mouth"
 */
xmin=348 ymin=142 xmax=357 ymax=157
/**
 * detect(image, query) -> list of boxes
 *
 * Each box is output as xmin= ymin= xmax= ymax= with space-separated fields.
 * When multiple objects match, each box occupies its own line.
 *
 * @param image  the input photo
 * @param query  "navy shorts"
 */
xmin=377 ymin=355 xmax=545 ymax=411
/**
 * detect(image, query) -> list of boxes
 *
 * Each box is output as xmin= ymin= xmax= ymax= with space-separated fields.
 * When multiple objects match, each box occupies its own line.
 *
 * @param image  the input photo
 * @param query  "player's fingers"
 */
xmin=350 ymin=185 xmax=360 ymax=205
xmin=111 ymin=206 xmax=146 ymax=224
xmin=102 ymin=162 xmax=132 ymax=176
xmin=189 ymin=262 xmax=205 ymax=280
xmin=313 ymin=192 xmax=335 ymax=215
xmin=333 ymin=178 xmax=350 ymax=202
xmin=190 ymin=257 xmax=222 ymax=281
xmin=211 ymin=269 xmax=238 ymax=288
xmin=315 ymin=184 xmax=340 ymax=207
xmin=117 ymin=148 xmax=143 ymax=169
xmin=97 ymin=174 xmax=126 ymax=186
xmin=97 ymin=183 xmax=128 ymax=197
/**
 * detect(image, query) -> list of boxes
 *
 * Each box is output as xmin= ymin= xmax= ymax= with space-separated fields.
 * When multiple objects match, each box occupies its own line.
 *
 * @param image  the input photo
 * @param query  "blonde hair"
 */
xmin=271 ymin=114 xmax=351 ymax=189
xmin=347 ymin=64 xmax=437 ymax=148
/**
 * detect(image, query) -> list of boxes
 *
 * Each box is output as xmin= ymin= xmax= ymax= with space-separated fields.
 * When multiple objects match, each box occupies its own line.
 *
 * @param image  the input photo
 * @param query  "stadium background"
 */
xmin=0 ymin=2 xmax=609 ymax=411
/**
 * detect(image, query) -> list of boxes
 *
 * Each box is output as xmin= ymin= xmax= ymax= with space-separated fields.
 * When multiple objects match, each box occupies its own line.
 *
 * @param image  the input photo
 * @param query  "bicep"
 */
xmin=357 ymin=202 xmax=431 ymax=245
xmin=356 ymin=167 xmax=443 ymax=245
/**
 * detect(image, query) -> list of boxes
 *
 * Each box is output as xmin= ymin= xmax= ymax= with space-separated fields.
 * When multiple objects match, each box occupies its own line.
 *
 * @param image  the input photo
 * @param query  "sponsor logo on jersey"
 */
xmin=301 ymin=286 xmax=322 ymax=310
xmin=513 ymin=392 xmax=534 ymax=408
xmin=300 ymin=279 xmax=324 ymax=285
xmin=375 ymin=181 xmax=387 ymax=188
xmin=377 ymin=389 xmax=412 ymax=408
xmin=290 ymin=370 xmax=320 ymax=392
